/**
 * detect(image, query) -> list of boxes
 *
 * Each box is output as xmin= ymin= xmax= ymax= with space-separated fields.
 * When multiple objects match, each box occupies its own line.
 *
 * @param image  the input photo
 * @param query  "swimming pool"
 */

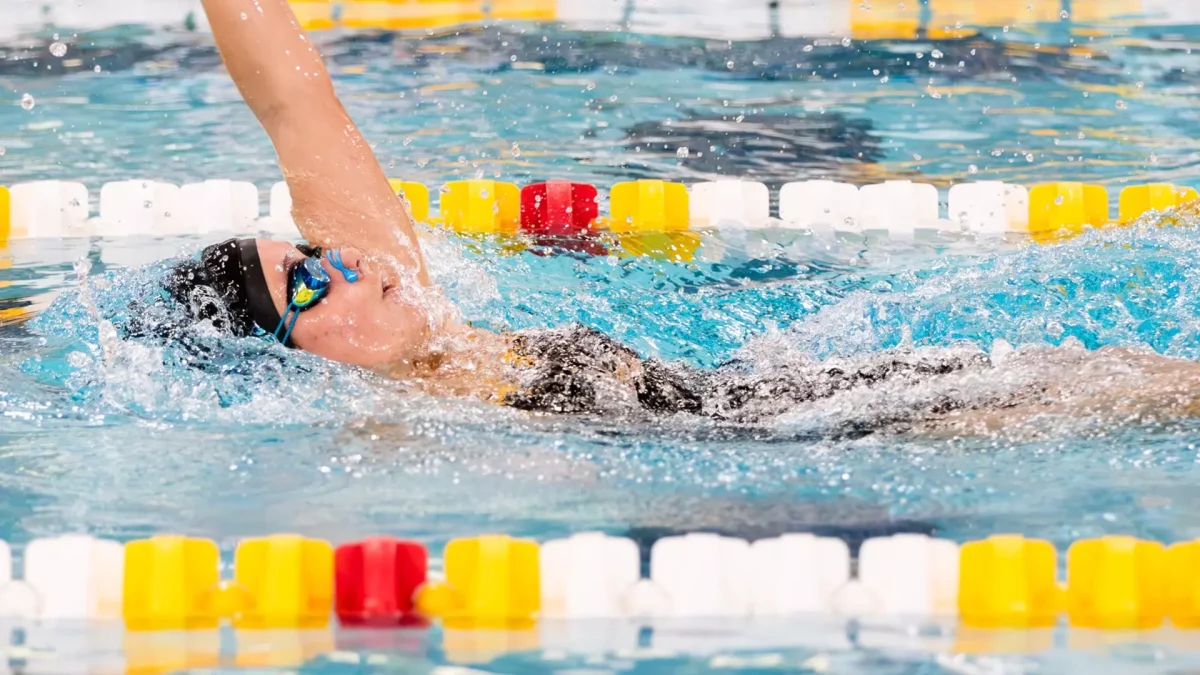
xmin=6 ymin=1 xmax=1200 ymax=671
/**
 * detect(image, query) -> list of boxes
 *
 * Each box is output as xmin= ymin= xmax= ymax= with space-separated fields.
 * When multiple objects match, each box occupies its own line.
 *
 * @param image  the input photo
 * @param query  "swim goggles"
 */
xmin=275 ymin=256 xmax=331 ymax=345
xmin=273 ymin=249 xmax=361 ymax=346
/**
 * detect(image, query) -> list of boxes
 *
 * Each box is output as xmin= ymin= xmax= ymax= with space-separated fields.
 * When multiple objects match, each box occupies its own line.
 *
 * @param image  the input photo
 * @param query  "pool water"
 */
xmin=5 ymin=17 xmax=1200 ymax=674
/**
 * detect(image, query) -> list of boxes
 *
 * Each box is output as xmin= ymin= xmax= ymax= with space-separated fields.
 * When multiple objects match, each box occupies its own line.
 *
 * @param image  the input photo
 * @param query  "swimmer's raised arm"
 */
xmin=200 ymin=0 xmax=428 ymax=284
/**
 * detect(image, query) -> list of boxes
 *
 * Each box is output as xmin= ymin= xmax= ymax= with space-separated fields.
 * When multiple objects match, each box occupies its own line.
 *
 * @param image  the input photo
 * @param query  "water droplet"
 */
xmin=511 ymin=142 xmax=521 ymax=158
xmin=1115 ymin=99 xmax=1127 ymax=110
xmin=1055 ymin=196 xmax=1064 ymax=205
xmin=49 ymin=41 xmax=67 ymax=57
xmin=1060 ymin=9 xmax=1069 ymax=19
xmin=913 ymin=153 xmax=923 ymax=161
xmin=20 ymin=93 xmax=35 ymax=110
xmin=240 ymin=11 xmax=247 ymax=19
xmin=968 ymin=164 xmax=978 ymax=174
xmin=0 ymin=147 xmax=5 ymax=156
xmin=1025 ymin=153 xmax=1035 ymax=162
xmin=841 ymin=37 xmax=851 ymax=47
xmin=676 ymin=147 xmax=689 ymax=159
xmin=931 ymin=49 xmax=944 ymax=59
xmin=93 ymin=64 xmax=101 ymax=73
xmin=480 ymin=189 xmax=489 ymax=198
xmin=726 ymin=60 xmax=735 ymax=70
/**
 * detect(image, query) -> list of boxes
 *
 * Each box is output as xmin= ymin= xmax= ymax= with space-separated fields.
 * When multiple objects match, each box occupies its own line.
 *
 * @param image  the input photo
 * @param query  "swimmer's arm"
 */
xmin=200 ymin=0 xmax=429 ymax=284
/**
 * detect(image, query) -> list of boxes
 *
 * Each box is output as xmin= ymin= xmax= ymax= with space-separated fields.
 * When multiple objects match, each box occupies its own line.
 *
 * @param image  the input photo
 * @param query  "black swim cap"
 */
xmin=166 ymin=238 xmax=321 ymax=348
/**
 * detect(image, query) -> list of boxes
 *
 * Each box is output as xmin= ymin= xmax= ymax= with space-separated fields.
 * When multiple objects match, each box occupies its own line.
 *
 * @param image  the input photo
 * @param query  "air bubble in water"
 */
xmin=676 ymin=147 xmax=689 ymax=159
xmin=20 ymin=93 xmax=35 ymax=110
xmin=93 ymin=64 xmax=101 ymax=73
xmin=49 ymin=41 xmax=67 ymax=57
xmin=511 ymin=142 xmax=521 ymax=157
xmin=1115 ymin=100 xmax=1127 ymax=110
xmin=968 ymin=164 xmax=978 ymax=174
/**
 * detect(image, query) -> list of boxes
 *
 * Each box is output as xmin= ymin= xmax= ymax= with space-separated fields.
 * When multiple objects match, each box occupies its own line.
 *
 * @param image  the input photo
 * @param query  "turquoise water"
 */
xmin=5 ymin=19 xmax=1200 ymax=673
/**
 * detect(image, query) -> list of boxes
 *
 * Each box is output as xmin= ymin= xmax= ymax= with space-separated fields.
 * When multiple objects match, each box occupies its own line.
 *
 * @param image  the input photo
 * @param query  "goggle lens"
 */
xmin=290 ymin=257 xmax=330 ymax=309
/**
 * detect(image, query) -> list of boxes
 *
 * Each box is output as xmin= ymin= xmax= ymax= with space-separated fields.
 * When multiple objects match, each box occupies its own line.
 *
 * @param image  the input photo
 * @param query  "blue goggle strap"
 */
xmin=276 ymin=303 xmax=303 ymax=346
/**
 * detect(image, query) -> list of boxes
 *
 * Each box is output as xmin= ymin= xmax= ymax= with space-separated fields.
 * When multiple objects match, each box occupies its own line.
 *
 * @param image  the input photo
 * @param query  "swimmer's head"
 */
xmin=169 ymin=238 xmax=431 ymax=367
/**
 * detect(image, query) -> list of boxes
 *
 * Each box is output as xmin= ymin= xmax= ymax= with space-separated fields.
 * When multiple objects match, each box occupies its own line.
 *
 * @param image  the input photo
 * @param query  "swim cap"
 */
xmin=165 ymin=238 xmax=321 ymax=348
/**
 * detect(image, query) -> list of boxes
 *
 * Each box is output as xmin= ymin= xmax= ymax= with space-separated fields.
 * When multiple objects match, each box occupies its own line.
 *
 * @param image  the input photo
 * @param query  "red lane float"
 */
xmin=520 ymin=181 xmax=599 ymax=236
xmin=335 ymin=537 xmax=429 ymax=627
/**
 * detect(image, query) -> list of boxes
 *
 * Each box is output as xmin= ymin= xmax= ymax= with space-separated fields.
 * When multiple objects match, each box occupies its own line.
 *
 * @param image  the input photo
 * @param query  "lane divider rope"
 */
xmin=2 ymin=178 xmax=1195 ymax=249
xmin=1 ymin=532 xmax=1198 ymax=632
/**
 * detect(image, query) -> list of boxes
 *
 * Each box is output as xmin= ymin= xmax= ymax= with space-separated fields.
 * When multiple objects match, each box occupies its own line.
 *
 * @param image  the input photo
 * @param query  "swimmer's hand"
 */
xmin=200 ymin=0 xmax=429 ymax=284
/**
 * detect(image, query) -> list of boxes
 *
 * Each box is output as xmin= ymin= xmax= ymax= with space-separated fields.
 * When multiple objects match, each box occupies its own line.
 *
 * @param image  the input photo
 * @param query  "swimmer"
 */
xmin=146 ymin=0 xmax=1200 ymax=434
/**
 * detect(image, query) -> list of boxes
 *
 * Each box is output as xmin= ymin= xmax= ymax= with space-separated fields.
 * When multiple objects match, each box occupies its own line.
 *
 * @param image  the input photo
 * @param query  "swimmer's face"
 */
xmin=255 ymin=239 xmax=431 ymax=367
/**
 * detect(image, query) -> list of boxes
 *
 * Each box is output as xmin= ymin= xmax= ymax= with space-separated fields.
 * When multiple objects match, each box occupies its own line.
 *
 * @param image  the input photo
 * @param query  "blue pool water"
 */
xmin=6 ymin=17 xmax=1200 ymax=673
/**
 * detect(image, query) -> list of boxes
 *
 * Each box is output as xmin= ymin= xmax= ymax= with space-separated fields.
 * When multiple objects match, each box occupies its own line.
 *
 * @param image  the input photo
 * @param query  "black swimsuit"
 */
xmin=502 ymin=325 xmax=993 ymax=425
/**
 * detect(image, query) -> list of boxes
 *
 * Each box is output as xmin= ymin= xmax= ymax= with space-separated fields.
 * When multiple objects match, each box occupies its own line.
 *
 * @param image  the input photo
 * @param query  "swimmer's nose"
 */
xmin=326 ymin=248 xmax=364 ymax=283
